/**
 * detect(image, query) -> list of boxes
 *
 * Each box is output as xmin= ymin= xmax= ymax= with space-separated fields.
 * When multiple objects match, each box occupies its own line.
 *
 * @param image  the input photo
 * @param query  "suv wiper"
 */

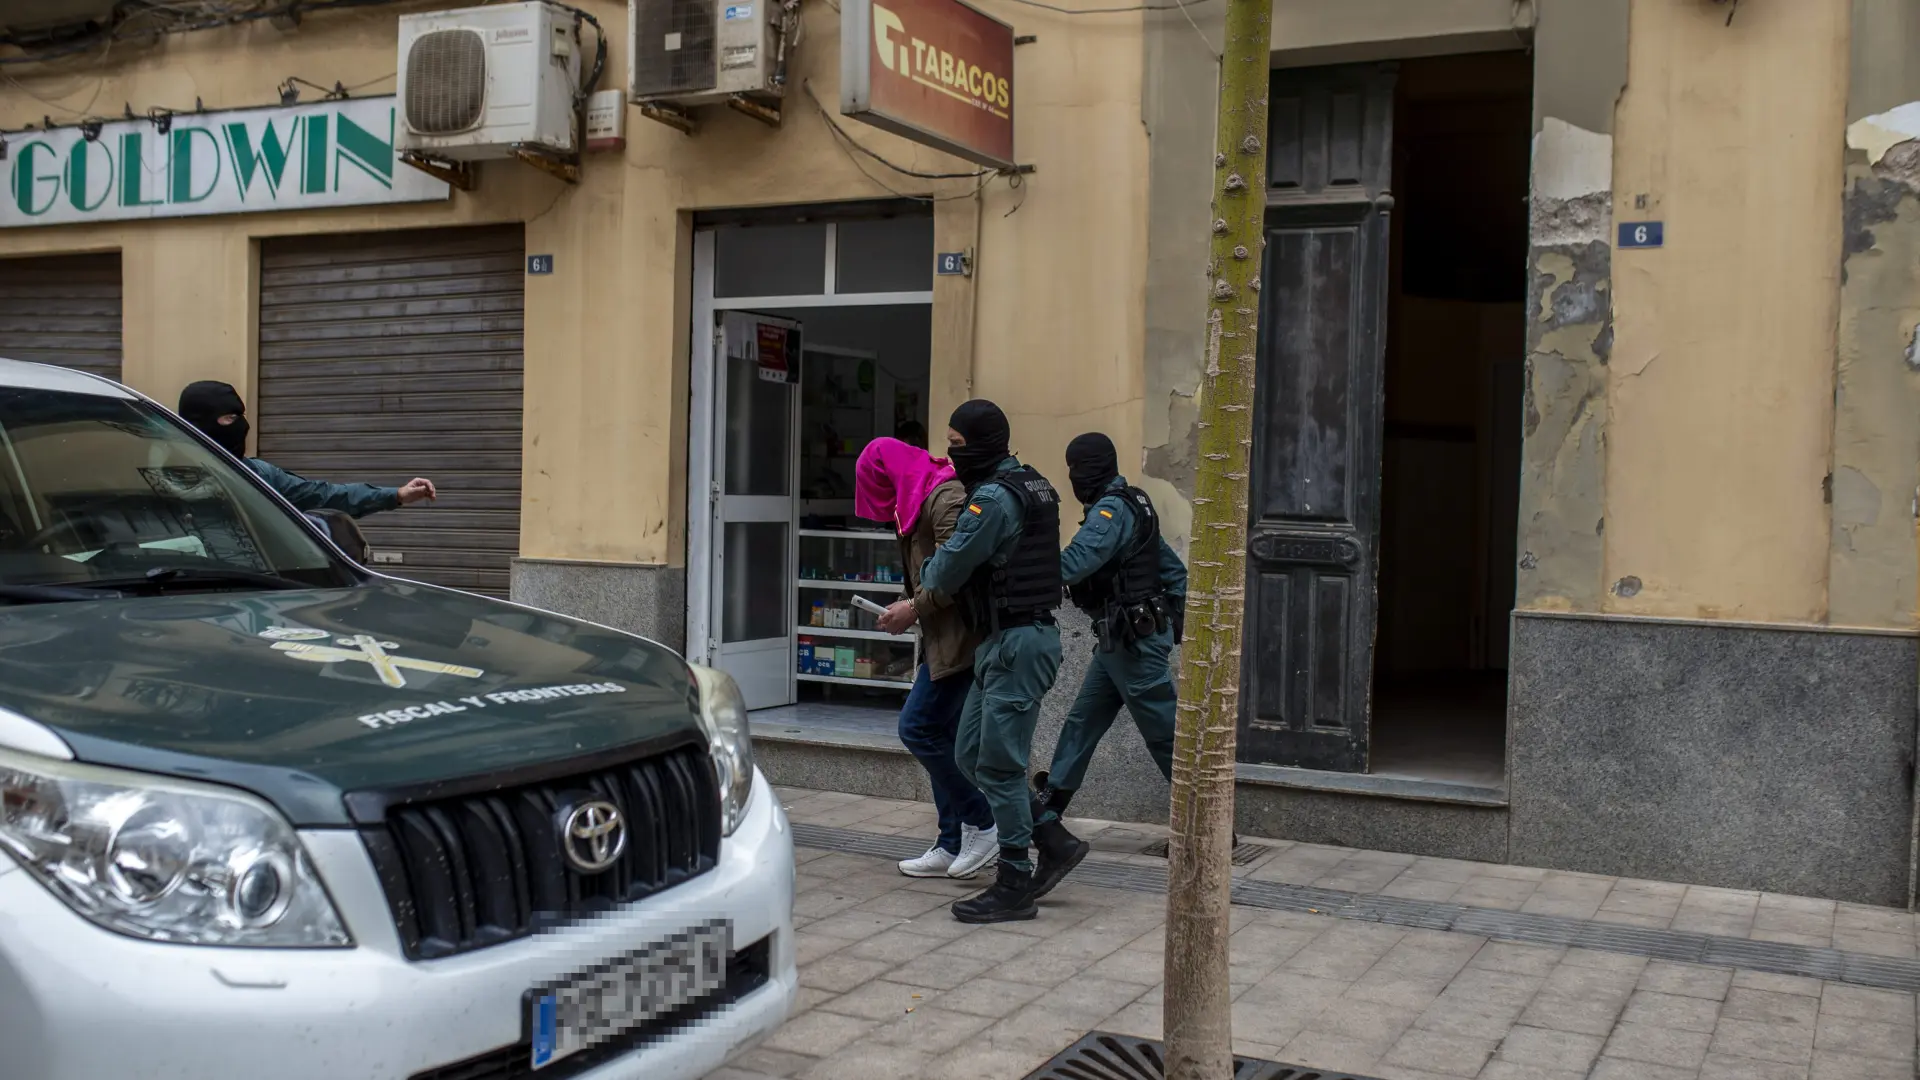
xmin=0 ymin=567 xmax=309 ymax=604
xmin=0 ymin=583 xmax=128 ymax=604
xmin=87 ymin=567 xmax=310 ymax=593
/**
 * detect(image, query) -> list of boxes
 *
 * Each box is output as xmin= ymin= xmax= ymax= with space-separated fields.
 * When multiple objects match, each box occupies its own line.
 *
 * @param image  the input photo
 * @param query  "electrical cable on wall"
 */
xmin=802 ymin=80 xmax=992 ymax=182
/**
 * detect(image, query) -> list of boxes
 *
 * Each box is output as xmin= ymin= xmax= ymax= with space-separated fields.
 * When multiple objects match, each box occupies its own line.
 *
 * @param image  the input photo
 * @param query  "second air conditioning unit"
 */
xmin=396 ymin=1 xmax=582 ymax=161
xmin=629 ymin=0 xmax=788 ymax=113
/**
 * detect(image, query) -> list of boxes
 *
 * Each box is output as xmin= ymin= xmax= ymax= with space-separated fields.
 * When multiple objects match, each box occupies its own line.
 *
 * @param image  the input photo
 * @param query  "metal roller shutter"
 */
xmin=0 ymin=253 xmax=123 ymax=382
xmin=257 ymin=225 xmax=525 ymax=598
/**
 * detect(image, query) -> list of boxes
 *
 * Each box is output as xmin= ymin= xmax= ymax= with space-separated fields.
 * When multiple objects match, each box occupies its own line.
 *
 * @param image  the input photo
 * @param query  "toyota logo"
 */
xmin=561 ymin=800 xmax=627 ymax=874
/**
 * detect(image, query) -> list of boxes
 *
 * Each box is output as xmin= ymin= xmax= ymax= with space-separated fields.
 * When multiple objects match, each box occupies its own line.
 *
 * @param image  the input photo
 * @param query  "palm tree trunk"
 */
xmin=1162 ymin=0 xmax=1272 ymax=1073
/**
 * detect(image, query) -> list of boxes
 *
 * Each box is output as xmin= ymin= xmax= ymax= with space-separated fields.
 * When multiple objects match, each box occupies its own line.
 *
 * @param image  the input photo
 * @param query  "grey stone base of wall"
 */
xmin=757 ymin=605 xmax=1509 ymax=865
xmin=509 ymin=558 xmax=687 ymax=654
xmin=760 ymin=608 xmax=1920 ymax=904
xmin=1509 ymin=611 xmax=1917 ymax=907
xmin=1236 ymin=786 xmax=1509 ymax=864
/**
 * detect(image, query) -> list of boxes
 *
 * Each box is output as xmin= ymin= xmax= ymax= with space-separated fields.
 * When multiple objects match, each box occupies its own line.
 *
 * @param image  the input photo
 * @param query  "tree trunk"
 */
xmin=1162 ymin=0 xmax=1272 ymax=1073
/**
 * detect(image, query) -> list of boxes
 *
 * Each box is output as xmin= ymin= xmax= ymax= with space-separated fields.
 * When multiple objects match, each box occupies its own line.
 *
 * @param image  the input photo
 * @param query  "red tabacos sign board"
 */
xmin=840 ymin=0 xmax=1016 ymax=171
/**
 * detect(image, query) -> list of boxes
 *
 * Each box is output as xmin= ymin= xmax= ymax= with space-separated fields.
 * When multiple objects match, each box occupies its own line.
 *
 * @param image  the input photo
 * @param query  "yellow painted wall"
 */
xmin=0 ymin=0 xmax=1148 ymax=566
xmin=1601 ymin=0 xmax=1849 ymax=623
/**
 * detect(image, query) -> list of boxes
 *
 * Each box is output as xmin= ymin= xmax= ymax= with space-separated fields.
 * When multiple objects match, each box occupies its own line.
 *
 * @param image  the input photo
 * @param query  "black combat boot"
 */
xmin=951 ymin=850 xmax=1039 ymax=923
xmin=1030 ymin=817 xmax=1092 ymax=901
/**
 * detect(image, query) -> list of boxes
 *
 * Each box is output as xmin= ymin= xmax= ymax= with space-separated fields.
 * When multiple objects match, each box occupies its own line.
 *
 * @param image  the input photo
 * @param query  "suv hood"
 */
xmin=0 ymin=580 xmax=704 ymax=825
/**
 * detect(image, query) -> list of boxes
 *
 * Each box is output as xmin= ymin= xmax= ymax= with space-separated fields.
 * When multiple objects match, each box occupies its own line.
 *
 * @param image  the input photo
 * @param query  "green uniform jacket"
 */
xmin=1060 ymin=476 xmax=1187 ymax=598
xmin=245 ymin=458 xmax=402 ymax=519
xmin=920 ymin=457 xmax=1031 ymax=604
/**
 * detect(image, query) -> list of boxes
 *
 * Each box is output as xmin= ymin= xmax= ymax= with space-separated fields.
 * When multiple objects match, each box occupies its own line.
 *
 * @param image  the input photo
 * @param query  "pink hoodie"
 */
xmin=855 ymin=437 xmax=957 ymax=537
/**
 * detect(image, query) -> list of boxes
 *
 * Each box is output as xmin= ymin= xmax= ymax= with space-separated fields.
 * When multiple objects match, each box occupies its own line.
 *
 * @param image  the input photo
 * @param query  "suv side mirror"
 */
xmin=307 ymin=509 xmax=370 ymax=563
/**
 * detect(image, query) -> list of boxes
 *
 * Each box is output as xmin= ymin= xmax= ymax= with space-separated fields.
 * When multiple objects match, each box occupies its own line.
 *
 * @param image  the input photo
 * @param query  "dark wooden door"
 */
xmin=1239 ymin=64 xmax=1395 ymax=773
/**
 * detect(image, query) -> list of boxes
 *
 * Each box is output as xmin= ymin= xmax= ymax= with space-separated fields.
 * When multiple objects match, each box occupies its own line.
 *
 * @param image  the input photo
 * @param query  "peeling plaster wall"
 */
xmin=1517 ymin=119 xmax=1614 ymax=611
xmin=1831 ymin=2 xmax=1920 ymax=630
xmin=1514 ymin=0 xmax=1625 ymax=612
xmin=1833 ymin=126 xmax=1920 ymax=628
xmin=1603 ymin=0 xmax=1848 ymax=623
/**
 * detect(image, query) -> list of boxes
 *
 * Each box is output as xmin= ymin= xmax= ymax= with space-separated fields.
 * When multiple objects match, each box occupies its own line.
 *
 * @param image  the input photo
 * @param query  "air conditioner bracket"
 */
xmin=399 ymin=152 xmax=475 ymax=192
xmin=727 ymin=93 xmax=783 ymax=128
xmin=639 ymin=102 xmax=697 ymax=135
xmin=512 ymin=142 xmax=582 ymax=184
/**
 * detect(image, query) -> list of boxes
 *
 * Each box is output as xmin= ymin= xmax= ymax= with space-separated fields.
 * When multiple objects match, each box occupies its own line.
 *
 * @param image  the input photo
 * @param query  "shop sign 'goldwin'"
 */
xmin=3 ymin=96 xmax=450 ymax=228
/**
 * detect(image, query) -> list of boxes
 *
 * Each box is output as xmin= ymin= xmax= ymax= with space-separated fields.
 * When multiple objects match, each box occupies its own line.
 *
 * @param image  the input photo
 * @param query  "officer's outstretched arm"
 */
xmin=920 ymin=492 xmax=1010 ymax=594
xmin=1060 ymin=497 xmax=1129 ymax=586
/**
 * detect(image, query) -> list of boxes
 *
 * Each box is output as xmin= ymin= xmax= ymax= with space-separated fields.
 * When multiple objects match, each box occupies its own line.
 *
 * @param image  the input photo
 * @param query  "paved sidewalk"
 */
xmin=720 ymin=788 xmax=1920 ymax=1080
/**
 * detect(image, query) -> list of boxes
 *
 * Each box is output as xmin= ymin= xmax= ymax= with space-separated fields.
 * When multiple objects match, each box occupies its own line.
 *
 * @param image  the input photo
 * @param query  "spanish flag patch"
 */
xmin=967 ymin=504 xmax=983 ymax=515
xmin=1099 ymin=509 xmax=1114 ymax=519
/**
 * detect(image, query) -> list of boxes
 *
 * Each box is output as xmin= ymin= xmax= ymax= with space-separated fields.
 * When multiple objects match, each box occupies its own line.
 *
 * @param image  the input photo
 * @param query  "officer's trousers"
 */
xmin=1046 ymin=627 xmax=1177 ymax=792
xmin=954 ymin=622 xmax=1063 ymax=854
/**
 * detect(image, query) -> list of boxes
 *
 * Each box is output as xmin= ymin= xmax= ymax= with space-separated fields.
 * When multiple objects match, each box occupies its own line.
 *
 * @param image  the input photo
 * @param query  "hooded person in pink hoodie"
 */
xmin=855 ymin=437 xmax=998 ymax=879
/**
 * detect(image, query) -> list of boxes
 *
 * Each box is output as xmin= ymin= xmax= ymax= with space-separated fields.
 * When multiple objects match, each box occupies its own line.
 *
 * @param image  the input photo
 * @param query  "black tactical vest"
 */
xmin=1068 ymin=486 xmax=1165 ymax=612
xmin=961 ymin=465 xmax=1064 ymax=632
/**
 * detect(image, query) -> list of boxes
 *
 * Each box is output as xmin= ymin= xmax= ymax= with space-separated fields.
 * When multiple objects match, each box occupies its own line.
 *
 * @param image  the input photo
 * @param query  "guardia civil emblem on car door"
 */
xmin=258 ymin=628 xmax=483 ymax=689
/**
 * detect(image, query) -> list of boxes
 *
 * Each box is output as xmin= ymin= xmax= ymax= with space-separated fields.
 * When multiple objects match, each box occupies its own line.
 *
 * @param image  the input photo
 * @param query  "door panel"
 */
xmin=1240 ymin=64 xmax=1395 ymax=773
xmin=711 ymin=311 xmax=801 ymax=711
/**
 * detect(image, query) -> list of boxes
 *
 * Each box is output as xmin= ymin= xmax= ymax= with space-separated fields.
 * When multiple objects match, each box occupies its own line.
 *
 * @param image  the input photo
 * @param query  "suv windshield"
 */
xmin=0 ymin=386 xmax=349 ymax=592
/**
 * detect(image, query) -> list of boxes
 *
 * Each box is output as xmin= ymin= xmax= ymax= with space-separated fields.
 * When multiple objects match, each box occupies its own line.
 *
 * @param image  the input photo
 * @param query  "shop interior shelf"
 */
xmin=798 ymin=579 xmax=904 ymax=593
xmin=799 ymin=625 xmax=905 ymax=642
xmin=797 ymin=672 xmax=916 ymax=690
xmin=798 ymin=528 xmax=895 ymax=541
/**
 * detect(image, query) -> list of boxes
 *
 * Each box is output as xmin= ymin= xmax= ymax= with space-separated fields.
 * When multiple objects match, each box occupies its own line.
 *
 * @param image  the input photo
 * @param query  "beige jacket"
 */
xmin=902 ymin=480 xmax=982 ymax=680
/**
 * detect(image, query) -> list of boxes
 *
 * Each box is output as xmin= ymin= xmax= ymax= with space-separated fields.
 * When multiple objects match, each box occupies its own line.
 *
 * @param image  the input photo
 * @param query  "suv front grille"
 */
xmin=360 ymin=744 xmax=722 ymax=961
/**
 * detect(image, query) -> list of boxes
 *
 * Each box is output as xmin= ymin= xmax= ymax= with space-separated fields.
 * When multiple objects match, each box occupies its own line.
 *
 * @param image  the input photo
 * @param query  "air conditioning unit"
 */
xmin=629 ymin=0 xmax=787 ymax=110
xmin=396 ymin=2 xmax=582 ymax=162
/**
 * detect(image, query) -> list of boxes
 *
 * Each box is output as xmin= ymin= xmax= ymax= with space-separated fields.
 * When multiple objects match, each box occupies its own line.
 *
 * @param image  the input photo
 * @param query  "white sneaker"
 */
xmin=948 ymin=824 xmax=1000 ymax=879
xmin=898 ymin=843 xmax=957 ymax=878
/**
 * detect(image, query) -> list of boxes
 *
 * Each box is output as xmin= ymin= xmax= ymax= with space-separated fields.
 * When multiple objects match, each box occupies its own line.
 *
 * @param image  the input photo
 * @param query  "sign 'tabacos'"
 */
xmin=3 ymin=95 xmax=450 ymax=228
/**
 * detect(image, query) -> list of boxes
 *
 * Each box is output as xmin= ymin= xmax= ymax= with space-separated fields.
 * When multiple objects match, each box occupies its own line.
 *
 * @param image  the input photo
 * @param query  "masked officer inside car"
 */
xmin=177 ymin=381 xmax=436 ymax=518
xmin=919 ymin=399 xmax=1073 ymax=923
xmin=1027 ymin=432 xmax=1189 ymax=898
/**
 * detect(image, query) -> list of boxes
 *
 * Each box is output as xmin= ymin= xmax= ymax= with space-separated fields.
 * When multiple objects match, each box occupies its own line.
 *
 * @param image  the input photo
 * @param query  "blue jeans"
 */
xmin=900 ymin=664 xmax=994 ymax=853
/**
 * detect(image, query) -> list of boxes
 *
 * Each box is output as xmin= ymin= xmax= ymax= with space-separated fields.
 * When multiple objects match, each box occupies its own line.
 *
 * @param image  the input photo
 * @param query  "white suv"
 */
xmin=0 ymin=359 xmax=796 ymax=1079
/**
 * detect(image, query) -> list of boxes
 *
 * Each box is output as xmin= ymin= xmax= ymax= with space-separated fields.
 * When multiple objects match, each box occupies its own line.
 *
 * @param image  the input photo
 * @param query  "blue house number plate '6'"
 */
xmin=1618 ymin=222 xmax=1663 ymax=249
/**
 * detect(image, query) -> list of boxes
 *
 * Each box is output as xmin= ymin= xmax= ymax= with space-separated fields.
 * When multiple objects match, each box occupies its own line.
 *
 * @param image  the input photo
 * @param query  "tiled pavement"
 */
xmin=714 ymin=788 xmax=1920 ymax=1080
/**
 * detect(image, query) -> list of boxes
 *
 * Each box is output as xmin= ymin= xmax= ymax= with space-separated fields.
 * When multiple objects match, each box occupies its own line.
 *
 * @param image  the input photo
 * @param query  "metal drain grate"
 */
xmin=1019 ymin=1032 xmax=1381 ymax=1080
xmin=1138 ymin=838 xmax=1266 ymax=866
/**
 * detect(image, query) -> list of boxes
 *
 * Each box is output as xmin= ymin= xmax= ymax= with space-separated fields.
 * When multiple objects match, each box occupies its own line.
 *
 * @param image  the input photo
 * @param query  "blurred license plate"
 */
xmin=528 ymin=919 xmax=732 ymax=1070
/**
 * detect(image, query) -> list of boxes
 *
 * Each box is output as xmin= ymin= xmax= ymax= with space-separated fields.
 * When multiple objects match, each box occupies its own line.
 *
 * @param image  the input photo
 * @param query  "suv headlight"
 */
xmin=0 ymin=749 xmax=351 ymax=947
xmin=688 ymin=664 xmax=755 ymax=836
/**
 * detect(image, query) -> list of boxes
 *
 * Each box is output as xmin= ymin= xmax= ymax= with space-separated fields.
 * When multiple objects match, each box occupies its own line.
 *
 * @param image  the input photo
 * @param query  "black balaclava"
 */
xmin=1065 ymin=432 xmax=1119 ymax=505
xmin=177 ymin=380 xmax=250 ymax=458
xmin=947 ymin=399 xmax=1011 ymax=487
